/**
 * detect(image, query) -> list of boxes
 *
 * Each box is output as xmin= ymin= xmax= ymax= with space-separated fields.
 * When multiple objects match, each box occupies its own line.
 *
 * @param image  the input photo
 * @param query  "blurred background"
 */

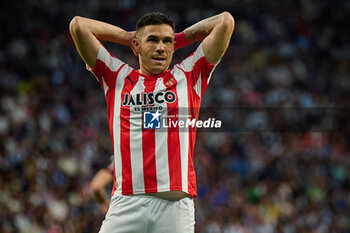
xmin=0 ymin=0 xmax=349 ymax=232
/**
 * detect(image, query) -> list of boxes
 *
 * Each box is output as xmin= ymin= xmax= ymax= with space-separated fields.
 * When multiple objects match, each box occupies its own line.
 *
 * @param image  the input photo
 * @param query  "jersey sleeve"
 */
xmin=177 ymin=43 xmax=219 ymax=98
xmin=86 ymin=44 xmax=125 ymax=94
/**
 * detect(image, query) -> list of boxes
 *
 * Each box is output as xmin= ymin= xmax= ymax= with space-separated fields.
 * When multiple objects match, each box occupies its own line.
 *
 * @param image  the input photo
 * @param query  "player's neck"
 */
xmin=138 ymin=68 xmax=168 ymax=77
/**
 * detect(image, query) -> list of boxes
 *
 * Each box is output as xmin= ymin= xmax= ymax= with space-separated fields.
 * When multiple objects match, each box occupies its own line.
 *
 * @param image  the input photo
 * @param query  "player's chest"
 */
xmin=120 ymin=74 xmax=185 ymax=111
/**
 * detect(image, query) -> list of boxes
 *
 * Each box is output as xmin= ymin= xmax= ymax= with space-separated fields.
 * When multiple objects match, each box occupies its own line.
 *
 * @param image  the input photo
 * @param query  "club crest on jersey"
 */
xmin=122 ymin=91 xmax=176 ymax=106
xmin=143 ymin=111 xmax=161 ymax=129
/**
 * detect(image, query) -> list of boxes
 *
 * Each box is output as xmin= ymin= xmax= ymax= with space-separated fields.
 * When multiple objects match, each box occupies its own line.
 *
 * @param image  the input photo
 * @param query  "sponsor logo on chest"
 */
xmin=122 ymin=91 xmax=176 ymax=106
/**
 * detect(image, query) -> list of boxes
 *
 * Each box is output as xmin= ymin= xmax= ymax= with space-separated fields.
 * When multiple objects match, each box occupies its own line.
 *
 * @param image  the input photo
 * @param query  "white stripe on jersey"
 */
xmin=153 ymin=77 xmax=170 ymax=191
xmin=129 ymin=76 xmax=146 ymax=192
xmin=207 ymin=63 xmax=218 ymax=85
xmin=172 ymin=67 xmax=189 ymax=193
xmin=178 ymin=44 xmax=204 ymax=72
xmin=98 ymin=46 xmax=124 ymax=72
xmin=178 ymin=43 xmax=218 ymax=87
xmin=102 ymin=78 xmax=109 ymax=96
xmin=113 ymin=65 xmax=132 ymax=195
xmin=193 ymin=72 xmax=202 ymax=98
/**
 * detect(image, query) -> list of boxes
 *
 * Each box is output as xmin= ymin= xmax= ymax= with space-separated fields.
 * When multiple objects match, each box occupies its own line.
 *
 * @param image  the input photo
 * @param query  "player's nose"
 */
xmin=156 ymin=42 xmax=165 ymax=53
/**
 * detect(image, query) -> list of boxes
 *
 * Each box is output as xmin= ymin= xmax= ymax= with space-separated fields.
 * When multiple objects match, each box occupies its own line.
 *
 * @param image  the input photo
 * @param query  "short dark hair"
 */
xmin=136 ymin=12 xmax=175 ymax=32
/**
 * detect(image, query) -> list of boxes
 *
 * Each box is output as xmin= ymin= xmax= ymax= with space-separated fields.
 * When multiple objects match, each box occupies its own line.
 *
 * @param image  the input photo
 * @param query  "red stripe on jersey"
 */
xmin=164 ymin=73 xmax=182 ymax=190
xmin=183 ymin=57 xmax=210 ymax=196
xmin=107 ymin=79 xmax=117 ymax=197
xmin=187 ymin=119 xmax=197 ymax=195
xmin=120 ymin=81 xmax=133 ymax=195
xmin=107 ymin=64 xmax=124 ymax=156
xmin=142 ymin=78 xmax=158 ymax=193
xmin=102 ymin=62 xmax=123 ymax=197
xmin=187 ymin=89 xmax=199 ymax=196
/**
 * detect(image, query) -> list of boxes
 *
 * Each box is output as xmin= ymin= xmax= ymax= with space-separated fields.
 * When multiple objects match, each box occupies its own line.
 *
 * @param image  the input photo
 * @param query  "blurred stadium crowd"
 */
xmin=0 ymin=0 xmax=349 ymax=232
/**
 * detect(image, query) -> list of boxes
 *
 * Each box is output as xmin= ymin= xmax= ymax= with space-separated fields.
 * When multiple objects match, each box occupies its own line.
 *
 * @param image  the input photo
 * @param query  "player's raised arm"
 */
xmin=69 ymin=16 xmax=136 ymax=68
xmin=183 ymin=12 xmax=234 ymax=64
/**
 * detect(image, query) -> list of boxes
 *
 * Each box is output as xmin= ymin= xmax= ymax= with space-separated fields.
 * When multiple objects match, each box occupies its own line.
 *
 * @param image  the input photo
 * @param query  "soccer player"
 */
xmin=70 ymin=11 xmax=234 ymax=233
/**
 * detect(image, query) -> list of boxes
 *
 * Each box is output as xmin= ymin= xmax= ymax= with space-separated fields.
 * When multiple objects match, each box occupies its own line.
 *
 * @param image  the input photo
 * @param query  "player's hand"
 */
xmin=129 ymin=31 xmax=138 ymax=56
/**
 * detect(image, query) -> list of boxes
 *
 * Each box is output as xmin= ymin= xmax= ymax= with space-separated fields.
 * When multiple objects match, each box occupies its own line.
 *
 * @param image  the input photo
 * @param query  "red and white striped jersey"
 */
xmin=88 ymin=44 xmax=218 ymax=197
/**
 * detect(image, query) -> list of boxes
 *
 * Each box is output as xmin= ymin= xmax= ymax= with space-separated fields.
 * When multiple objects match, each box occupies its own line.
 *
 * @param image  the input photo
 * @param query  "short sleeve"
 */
xmin=177 ymin=43 xmax=219 ymax=98
xmin=87 ymin=45 xmax=125 ymax=94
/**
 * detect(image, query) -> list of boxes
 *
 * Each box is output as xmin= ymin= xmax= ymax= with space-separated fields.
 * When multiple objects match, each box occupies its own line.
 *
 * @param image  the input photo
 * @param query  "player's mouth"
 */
xmin=152 ymin=56 xmax=166 ymax=64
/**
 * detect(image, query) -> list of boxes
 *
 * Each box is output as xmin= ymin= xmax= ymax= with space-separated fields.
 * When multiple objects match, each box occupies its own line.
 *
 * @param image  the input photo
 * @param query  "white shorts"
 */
xmin=98 ymin=194 xmax=195 ymax=233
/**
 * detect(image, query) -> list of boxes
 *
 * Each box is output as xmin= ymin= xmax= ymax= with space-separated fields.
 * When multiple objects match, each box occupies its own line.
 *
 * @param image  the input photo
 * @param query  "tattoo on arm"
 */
xmin=184 ymin=14 xmax=221 ymax=43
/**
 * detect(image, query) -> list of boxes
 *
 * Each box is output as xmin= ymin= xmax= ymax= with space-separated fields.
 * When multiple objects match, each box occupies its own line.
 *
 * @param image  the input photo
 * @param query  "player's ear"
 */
xmin=131 ymin=38 xmax=139 ymax=57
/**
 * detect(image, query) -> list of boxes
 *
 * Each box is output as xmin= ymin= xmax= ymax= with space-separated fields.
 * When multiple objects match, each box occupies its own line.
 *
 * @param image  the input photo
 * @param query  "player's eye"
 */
xmin=163 ymin=39 xmax=172 ymax=43
xmin=148 ymin=38 xmax=158 ymax=42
